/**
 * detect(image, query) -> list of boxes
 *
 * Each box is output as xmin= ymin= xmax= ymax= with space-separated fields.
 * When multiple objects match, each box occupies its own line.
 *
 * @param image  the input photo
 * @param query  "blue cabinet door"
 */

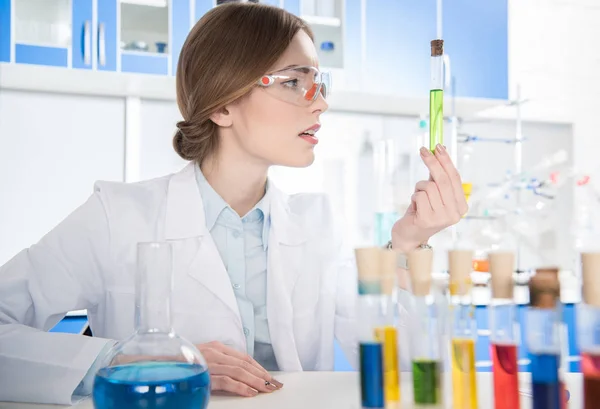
xmin=72 ymin=0 xmax=94 ymax=69
xmin=97 ymin=0 xmax=117 ymax=71
xmin=443 ymin=0 xmax=508 ymax=100
xmin=261 ymin=0 xmax=280 ymax=7
xmin=283 ymin=0 xmax=300 ymax=15
xmin=172 ymin=0 xmax=192 ymax=75
xmin=0 ymin=0 xmax=10 ymax=62
xmin=365 ymin=0 xmax=436 ymax=97
xmin=14 ymin=0 xmax=92 ymax=68
xmin=194 ymin=0 xmax=214 ymax=22
xmin=344 ymin=0 xmax=361 ymax=91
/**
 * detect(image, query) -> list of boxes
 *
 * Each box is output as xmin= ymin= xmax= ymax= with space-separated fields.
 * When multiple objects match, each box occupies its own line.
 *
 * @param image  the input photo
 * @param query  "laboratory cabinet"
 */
xmin=0 ymin=0 xmax=191 ymax=75
xmin=0 ymin=0 xmax=508 ymax=98
xmin=0 ymin=0 xmax=99 ymax=69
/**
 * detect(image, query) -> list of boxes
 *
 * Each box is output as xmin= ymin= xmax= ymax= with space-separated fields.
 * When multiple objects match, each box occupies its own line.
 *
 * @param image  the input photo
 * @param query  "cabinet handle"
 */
xmin=98 ymin=22 xmax=106 ymax=66
xmin=83 ymin=20 xmax=91 ymax=65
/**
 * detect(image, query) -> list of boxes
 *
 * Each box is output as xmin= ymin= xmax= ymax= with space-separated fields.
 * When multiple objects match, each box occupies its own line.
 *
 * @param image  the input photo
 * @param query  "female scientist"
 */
xmin=0 ymin=2 xmax=467 ymax=405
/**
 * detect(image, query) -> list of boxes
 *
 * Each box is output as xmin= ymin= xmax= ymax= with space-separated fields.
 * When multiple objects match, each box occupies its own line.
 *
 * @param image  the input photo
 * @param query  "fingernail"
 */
xmin=265 ymin=381 xmax=278 ymax=391
xmin=420 ymin=147 xmax=431 ymax=157
xmin=270 ymin=378 xmax=284 ymax=389
xmin=435 ymin=144 xmax=444 ymax=155
xmin=248 ymin=387 xmax=259 ymax=396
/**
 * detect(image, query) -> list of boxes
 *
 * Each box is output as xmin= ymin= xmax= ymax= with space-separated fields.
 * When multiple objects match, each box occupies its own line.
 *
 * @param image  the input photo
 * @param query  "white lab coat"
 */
xmin=0 ymin=163 xmax=412 ymax=405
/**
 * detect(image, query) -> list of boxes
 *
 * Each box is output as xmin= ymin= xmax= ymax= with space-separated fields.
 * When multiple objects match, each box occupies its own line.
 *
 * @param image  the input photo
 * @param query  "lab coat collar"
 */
xmin=165 ymin=162 xmax=306 ymax=245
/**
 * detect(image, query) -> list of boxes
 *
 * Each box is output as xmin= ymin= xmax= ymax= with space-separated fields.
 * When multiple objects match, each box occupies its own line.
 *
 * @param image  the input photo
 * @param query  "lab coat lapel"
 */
xmin=165 ymin=163 xmax=241 ymax=324
xmin=267 ymin=187 xmax=307 ymax=371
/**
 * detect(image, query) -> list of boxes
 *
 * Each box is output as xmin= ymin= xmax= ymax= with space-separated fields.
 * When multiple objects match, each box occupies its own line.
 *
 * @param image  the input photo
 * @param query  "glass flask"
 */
xmin=92 ymin=242 xmax=210 ymax=409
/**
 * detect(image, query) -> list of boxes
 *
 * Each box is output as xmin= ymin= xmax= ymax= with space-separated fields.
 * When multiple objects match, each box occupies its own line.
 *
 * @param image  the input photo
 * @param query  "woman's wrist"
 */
xmin=390 ymin=235 xmax=426 ymax=255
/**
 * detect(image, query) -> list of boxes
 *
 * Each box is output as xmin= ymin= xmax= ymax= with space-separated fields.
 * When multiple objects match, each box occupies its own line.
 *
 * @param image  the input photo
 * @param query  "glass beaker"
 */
xmin=92 ymin=242 xmax=210 ymax=409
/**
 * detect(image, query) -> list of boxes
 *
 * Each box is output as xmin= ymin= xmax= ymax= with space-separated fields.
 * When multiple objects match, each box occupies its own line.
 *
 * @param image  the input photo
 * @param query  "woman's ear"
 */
xmin=210 ymin=107 xmax=233 ymax=127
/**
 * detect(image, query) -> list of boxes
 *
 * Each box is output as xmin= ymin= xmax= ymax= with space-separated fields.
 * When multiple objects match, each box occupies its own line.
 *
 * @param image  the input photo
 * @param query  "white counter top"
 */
xmin=0 ymin=371 xmax=583 ymax=409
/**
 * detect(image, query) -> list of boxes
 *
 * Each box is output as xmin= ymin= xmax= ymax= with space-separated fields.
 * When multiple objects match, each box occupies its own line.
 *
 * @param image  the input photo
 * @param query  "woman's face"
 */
xmin=220 ymin=30 xmax=329 ymax=168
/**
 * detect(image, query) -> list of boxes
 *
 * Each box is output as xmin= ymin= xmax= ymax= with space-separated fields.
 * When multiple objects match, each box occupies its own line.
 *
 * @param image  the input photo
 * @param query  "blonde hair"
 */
xmin=173 ymin=3 xmax=313 ymax=163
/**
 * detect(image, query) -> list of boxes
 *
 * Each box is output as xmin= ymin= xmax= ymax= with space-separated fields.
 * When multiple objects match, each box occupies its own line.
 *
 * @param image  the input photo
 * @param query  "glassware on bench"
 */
xmin=92 ymin=242 xmax=210 ymax=409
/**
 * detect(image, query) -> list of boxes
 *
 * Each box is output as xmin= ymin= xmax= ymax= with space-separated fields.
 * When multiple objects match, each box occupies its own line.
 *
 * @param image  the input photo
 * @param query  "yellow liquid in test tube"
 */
xmin=451 ymin=337 xmax=478 ymax=409
xmin=375 ymin=326 xmax=400 ymax=404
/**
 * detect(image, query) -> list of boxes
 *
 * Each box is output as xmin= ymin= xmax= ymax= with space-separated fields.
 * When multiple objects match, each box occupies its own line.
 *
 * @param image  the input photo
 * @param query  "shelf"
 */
xmin=301 ymin=15 xmax=342 ymax=27
xmin=0 ymin=62 xmax=510 ymax=119
xmin=121 ymin=50 xmax=168 ymax=58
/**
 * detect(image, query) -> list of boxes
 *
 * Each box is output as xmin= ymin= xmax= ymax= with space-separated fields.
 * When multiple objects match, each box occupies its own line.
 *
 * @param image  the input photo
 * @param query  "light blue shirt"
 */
xmin=195 ymin=166 xmax=278 ymax=371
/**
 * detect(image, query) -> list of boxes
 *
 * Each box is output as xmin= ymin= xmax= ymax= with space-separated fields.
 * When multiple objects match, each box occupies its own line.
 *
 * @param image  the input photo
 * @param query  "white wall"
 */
xmin=506 ymin=0 xmax=599 ymax=189
xmin=0 ymin=90 xmax=126 ymax=265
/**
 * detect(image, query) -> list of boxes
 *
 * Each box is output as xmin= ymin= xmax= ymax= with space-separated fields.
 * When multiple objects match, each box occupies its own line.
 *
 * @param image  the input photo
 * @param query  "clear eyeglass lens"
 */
xmin=266 ymin=67 xmax=329 ymax=105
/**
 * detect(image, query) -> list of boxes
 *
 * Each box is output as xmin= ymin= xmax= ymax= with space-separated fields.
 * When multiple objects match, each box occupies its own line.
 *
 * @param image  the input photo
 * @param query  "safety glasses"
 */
xmin=257 ymin=66 xmax=331 ymax=107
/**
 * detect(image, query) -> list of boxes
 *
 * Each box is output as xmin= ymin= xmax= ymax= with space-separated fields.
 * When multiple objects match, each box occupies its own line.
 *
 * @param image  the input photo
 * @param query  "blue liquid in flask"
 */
xmin=93 ymin=362 xmax=210 ymax=409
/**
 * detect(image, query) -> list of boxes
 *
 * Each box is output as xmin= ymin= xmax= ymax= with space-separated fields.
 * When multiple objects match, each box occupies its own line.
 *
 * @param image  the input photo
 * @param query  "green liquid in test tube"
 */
xmin=429 ymin=39 xmax=444 ymax=152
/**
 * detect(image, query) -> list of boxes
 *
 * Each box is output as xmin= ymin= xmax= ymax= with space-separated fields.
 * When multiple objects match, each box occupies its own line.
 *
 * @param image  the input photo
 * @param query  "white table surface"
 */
xmin=0 ymin=371 xmax=583 ymax=409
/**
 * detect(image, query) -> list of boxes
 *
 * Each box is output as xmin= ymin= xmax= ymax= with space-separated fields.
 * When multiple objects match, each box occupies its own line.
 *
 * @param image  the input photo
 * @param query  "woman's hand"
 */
xmin=391 ymin=144 xmax=468 ymax=253
xmin=197 ymin=341 xmax=283 ymax=397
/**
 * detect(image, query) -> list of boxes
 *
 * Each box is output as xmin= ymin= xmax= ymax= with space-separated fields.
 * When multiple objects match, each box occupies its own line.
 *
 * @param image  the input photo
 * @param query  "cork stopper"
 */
xmin=529 ymin=268 xmax=560 ymax=309
xmin=431 ymin=39 xmax=444 ymax=57
xmin=408 ymin=248 xmax=433 ymax=296
xmin=355 ymin=247 xmax=396 ymax=295
xmin=355 ymin=247 xmax=380 ymax=295
xmin=448 ymin=249 xmax=473 ymax=296
xmin=582 ymin=253 xmax=600 ymax=307
xmin=489 ymin=252 xmax=515 ymax=299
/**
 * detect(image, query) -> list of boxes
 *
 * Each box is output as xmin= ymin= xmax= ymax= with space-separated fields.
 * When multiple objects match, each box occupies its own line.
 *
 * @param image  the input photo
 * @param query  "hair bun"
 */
xmin=173 ymin=119 xmax=218 ymax=162
xmin=173 ymin=121 xmax=194 ymax=161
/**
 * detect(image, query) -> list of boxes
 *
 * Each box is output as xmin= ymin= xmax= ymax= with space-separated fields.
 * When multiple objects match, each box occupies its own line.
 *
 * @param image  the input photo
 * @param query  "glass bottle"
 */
xmin=407 ymin=247 xmax=443 ymax=407
xmin=448 ymin=249 xmax=478 ymax=409
xmin=92 ymin=242 xmax=210 ymax=409
xmin=488 ymin=251 xmax=520 ymax=409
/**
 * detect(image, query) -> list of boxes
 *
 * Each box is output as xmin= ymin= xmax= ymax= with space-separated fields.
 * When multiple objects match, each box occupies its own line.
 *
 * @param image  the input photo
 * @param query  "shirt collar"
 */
xmin=194 ymin=165 xmax=271 ymax=249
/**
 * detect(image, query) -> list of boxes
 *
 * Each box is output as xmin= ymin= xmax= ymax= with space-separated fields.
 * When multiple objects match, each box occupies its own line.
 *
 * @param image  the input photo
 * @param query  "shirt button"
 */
xmin=243 ymin=327 xmax=250 ymax=336
xmin=232 ymin=230 xmax=241 ymax=239
xmin=233 ymin=283 xmax=241 ymax=289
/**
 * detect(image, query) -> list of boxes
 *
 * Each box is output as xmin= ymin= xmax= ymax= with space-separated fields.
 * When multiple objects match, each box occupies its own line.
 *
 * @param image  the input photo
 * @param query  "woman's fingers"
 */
xmin=210 ymin=363 xmax=277 ymax=393
xmin=414 ymin=180 xmax=443 ymax=212
xmin=196 ymin=341 xmax=283 ymax=397
xmin=207 ymin=342 xmax=271 ymax=379
xmin=411 ymin=191 xmax=432 ymax=219
xmin=419 ymin=146 xmax=454 ymax=201
xmin=211 ymin=375 xmax=259 ymax=397
xmin=202 ymin=348 xmax=277 ymax=392
xmin=432 ymin=144 xmax=469 ymax=216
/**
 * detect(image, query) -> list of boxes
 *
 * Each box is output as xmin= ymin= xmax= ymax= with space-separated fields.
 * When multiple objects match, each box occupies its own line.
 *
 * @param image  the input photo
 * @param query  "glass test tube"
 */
xmin=407 ymin=248 xmax=443 ymax=407
xmin=448 ymin=249 xmax=478 ymax=409
xmin=526 ymin=268 xmax=563 ymax=409
xmin=578 ymin=253 xmax=600 ymax=409
xmin=355 ymin=247 xmax=394 ymax=409
xmin=429 ymin=39 xmax=444 ymax=152
xmin=374 ymin=249 xmax=400 ymax=407
xmin=488 ymin=252 xmax=520 ymax=409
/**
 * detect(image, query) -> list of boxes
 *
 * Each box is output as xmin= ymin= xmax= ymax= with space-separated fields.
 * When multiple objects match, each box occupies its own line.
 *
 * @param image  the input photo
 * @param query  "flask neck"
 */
xmin=135 ymin=243 xmax=173 ymax=334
